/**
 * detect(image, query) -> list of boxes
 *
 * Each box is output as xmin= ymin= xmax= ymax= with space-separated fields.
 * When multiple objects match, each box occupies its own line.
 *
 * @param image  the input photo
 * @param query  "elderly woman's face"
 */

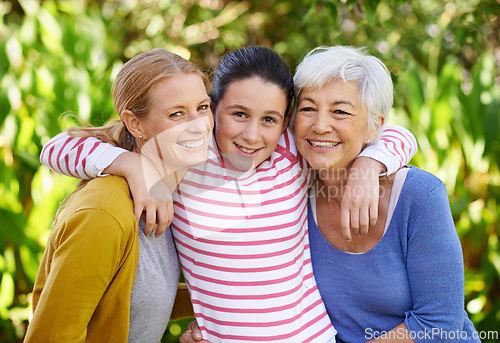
xmin=294 ymin=79 xmax=372 ymax=172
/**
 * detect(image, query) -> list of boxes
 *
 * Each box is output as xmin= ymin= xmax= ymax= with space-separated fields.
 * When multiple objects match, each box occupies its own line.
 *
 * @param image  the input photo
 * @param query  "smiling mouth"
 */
xmin=235 ymin=143 xmax=260 ymax=154
xmin=178 ymin=138 xmax=205 ymax=148
xmin=308 ymin=140 xmax=340 ymax=148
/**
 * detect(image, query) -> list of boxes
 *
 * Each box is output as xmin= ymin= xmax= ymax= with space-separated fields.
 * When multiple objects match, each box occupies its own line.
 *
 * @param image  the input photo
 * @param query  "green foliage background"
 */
xmin=0 ymin=0 xmax=499 ymax=341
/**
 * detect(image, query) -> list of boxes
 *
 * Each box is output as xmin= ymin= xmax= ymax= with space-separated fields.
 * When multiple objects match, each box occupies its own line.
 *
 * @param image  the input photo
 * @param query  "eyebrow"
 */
xmin=160 ymin=97 xmax=211 ymax=112
xmin=226 ymin=104 xmax=284 ymax=118
xmin=198 ymin=97 xmax=211 ymax=106
xmin=300 ymin=97 xmax=355 ymax=108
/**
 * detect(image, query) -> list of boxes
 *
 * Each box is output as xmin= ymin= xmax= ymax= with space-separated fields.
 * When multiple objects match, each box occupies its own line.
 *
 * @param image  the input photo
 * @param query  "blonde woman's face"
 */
xmin=140 ymin=72 xmax=214 ymax=174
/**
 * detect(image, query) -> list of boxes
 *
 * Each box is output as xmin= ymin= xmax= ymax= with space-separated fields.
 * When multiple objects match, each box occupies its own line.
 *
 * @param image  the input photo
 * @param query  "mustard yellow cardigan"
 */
xmin=25 ymin=176 xmax=139 ymax=342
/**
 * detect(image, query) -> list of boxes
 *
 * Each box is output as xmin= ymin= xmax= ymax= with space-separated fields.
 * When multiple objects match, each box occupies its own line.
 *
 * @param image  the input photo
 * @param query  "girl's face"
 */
xmin=140 ymin=72 xmax=214 ymax=173
xmin=214 ymin=77 xmax=288 ymax=169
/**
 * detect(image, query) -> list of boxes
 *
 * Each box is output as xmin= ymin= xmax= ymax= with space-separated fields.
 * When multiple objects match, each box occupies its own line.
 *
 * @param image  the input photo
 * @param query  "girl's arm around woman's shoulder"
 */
xmin=40 ymin=131 xmax=127 ymax=179
xmin=359 ymin=125 xmax=418 ymax=175
xmin=40 ymin=132 xmax=173 ymax=236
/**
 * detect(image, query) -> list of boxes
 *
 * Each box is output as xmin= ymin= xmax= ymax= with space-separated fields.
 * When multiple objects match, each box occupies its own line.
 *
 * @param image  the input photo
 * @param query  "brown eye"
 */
xmin=233 ymin=112 xmax=247 ymax=118
xmin=263 ymin=116 xmax=277 ymax=124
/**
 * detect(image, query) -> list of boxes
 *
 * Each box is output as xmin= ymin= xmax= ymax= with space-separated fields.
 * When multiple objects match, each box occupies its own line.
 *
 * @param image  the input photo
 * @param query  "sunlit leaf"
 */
xmin=0 ymin=272 xmax=14 ymax=318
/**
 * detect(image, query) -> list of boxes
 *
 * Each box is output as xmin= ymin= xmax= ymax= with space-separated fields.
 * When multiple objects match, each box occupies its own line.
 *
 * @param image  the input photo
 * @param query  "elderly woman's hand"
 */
xmin=341 ymin=157 xmax=385 ymax=241
xmin=179 ymin=320 xmax=208 ymax=343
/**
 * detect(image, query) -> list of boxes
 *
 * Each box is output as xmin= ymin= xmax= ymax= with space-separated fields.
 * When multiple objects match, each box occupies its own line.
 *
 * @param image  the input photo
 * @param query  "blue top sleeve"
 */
xmin=402 ymin=174 xmax=474 ymax=341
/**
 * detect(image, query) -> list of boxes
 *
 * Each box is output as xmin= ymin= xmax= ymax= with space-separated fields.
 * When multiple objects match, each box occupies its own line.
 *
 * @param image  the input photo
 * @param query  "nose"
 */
xmin=241 ymin=120 xmax=261 ymax=144
xmin=186 ymin=112 xmax=212 ymax=134
xmin=313 ymin=111 xmax=333 ymax=134
xmin=186 ymin=118 xmax=210 ymax=135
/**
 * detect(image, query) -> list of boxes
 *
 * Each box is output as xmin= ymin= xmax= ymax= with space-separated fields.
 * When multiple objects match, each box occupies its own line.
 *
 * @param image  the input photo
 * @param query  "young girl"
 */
xmin=27 ymin=49 xmax=213 ymax=342
xmin=40 ymin=47 xmax=417 ymax=342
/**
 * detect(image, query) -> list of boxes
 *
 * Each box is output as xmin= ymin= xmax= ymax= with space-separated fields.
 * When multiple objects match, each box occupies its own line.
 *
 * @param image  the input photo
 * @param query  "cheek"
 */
xmin=293 ymin=117 xmax=308 ymax=136
xmin=214 ymin=119 xmax=237 ymax=155
xmin=265 ymin=126 xmax=284 ymax=150
xmin=214 ymin=113 xmax=225 ymax=134
xmin=214 ymin=111 xmax=233 ymax=130
xmin=148 ymin=119 xmax=171 ymax=137
xmin=208 ymin=114 xmax=215 ymax=130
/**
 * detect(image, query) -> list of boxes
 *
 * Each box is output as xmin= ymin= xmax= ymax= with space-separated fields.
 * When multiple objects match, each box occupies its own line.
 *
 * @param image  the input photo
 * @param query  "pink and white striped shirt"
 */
xmin=40 ymin=125 xmax=417 ymax=342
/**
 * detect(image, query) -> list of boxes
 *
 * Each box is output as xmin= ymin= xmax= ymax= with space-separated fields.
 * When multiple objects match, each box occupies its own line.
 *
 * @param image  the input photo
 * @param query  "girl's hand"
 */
xmin=105 ymin=152 xmax=173 ymax=237
xmin=179 ymin=320 xmax=208 ymax=343
xmin=341 ymin=157 xmax=384 ymax=241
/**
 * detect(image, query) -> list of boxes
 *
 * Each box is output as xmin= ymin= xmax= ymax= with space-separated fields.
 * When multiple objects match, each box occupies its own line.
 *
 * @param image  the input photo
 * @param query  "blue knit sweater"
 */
xmin=309 ymin=167 xmax=479 ymax=343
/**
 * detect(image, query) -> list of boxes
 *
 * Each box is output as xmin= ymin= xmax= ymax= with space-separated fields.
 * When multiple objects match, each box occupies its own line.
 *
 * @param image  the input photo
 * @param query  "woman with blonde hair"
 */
xmin=25 ymin=48 xmax=213 ymax=342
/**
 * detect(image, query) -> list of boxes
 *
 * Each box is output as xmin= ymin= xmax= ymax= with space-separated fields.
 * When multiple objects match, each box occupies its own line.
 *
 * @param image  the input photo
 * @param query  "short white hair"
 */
xmin=292 ymin=46 xmax=393 ymax=134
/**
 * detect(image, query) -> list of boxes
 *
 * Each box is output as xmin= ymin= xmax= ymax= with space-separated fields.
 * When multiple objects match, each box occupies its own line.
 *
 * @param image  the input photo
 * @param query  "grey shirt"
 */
xmin=128 ymin=221 xmax=180 ymax=343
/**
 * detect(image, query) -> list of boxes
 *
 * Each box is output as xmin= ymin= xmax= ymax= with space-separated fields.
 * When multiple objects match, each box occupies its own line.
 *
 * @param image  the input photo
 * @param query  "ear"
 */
xmin=121 ymin=110 xmax=147 ymax=140
xmin=367 ymin=113 xmax=386 ymax=142
xmin=282 ymin=111 xmax=292 ymax=133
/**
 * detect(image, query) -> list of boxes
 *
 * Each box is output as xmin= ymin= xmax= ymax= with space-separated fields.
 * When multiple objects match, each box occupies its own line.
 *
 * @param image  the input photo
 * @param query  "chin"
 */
xmin=307 ymin=158 xmax=330 ymax=171
xmin=185 ymin=151 xmax=209 ymax=169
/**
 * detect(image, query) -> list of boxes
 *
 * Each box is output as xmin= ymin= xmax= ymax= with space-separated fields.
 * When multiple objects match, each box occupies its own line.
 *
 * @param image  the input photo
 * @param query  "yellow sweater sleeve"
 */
xmin=25 ymin=198 xmax=138 ymax=342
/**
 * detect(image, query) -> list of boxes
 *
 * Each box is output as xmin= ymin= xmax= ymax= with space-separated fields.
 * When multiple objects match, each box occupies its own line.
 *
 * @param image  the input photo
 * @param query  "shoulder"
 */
xmin=59 ymin=176 xmax=136 ymax=236
xmin=280 ymin=127 xmax=296 ymax=153
xmin=272 ymin=128 xmax=298 ymax=162
xmin=71 ymin=176 xmax=132 ymax=210
xmin=402 ymin=166 xmax=447 ymax=196
xmin=396 ymin=166 xmax=452 ymax=224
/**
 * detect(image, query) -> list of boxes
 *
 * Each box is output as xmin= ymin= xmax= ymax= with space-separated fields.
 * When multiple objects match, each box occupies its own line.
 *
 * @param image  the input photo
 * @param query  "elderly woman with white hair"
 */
xmin=293 ymin=46 xmax=479 ymax=343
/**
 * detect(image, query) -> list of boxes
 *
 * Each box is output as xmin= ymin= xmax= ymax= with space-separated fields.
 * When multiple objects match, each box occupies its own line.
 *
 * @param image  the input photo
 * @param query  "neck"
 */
xmin=316 ymin=167 xmax=350 ymax=205
xmin=134 ymin=145 xmax=188 ymax=195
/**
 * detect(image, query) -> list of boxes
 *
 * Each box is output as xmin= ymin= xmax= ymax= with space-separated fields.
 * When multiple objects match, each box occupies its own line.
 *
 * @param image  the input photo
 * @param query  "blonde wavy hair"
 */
xmin=54 ymin=49 xmax=205 ymax=222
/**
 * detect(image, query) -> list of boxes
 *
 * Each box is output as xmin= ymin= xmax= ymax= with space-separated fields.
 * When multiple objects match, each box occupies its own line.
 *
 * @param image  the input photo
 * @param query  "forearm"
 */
xmin=40 ymin=131 xmax=127 ymax=179
xmin=350 ymin=156 xmax=386 ymax=177
xmin=360 ymin=125 xmax=418 ymax=175
xmin=103 ymin=150 xmax=140 ymax=177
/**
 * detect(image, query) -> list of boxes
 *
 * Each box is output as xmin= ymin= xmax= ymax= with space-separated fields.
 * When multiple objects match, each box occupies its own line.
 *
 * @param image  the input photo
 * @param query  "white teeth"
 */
xmin=309 ymin=140 xmax=339 ymax=147
xmin=178 ymin=138 xmax=204 ymax=148
xmin=236 ymin=144 xmax=258 ymax=153
xmin=239 ymin=146 xmax=258 ymax=153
